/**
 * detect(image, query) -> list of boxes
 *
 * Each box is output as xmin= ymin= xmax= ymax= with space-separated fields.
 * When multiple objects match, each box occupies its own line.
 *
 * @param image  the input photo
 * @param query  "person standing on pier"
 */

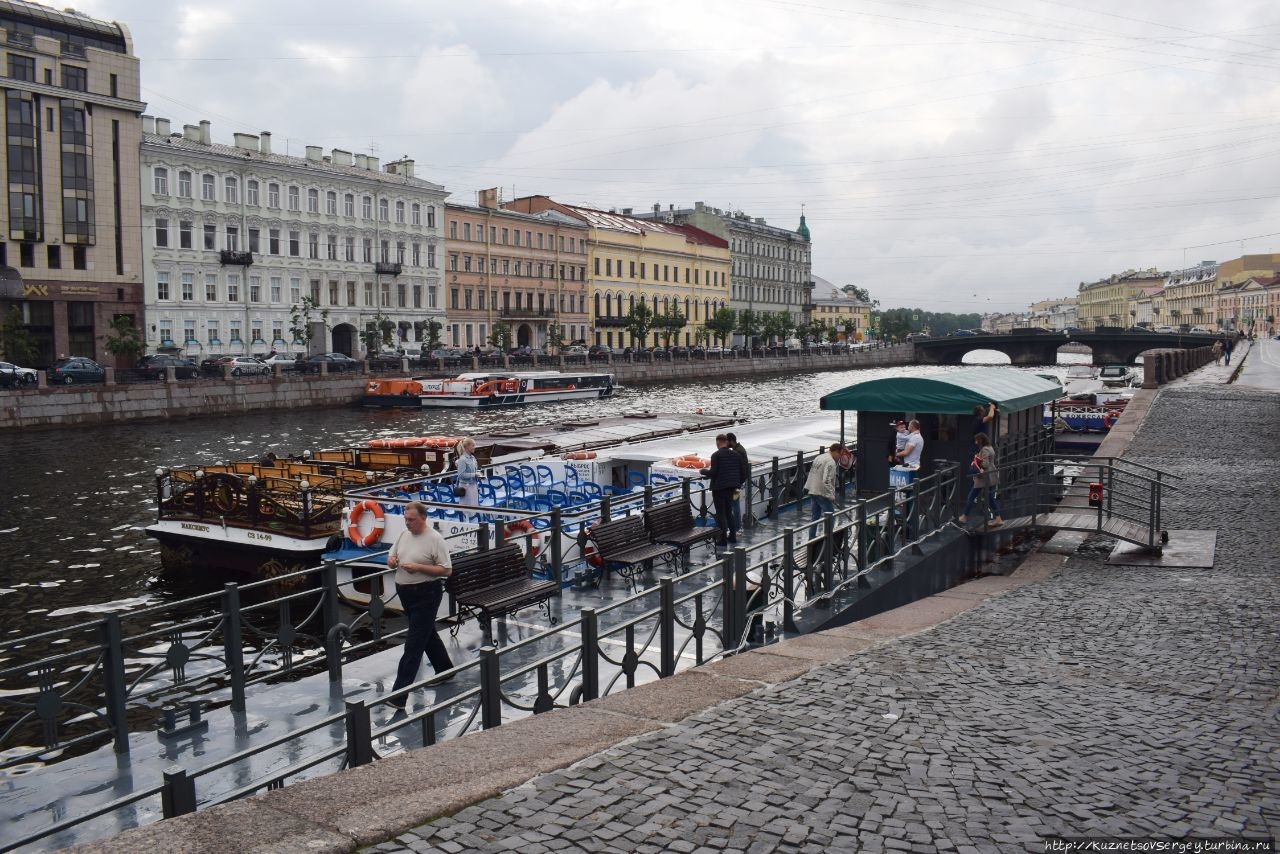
xmin=895 ymin=420 xmax=924 ymax=469
xmin=804 ymin=442 xmax=843 ymax=536
xmin=453 ymin=437 xmax=479 ymax=505
xmin=1211 ymin=339 xmax=1223 ymax=365
xmin=387 ymin=501 xmax=455 ymax=711
xmin=958 ymin=433 xmax=1003 ymax=527
xmin=726 ymin=432 xmax=750 ymax=533
xmin=887 ymin=419 xmax=909 ymax=468
xmin=971 ymin=402 xmax=996 ymax=444
xmin=704 ymin=434 xmax=744 ymax=546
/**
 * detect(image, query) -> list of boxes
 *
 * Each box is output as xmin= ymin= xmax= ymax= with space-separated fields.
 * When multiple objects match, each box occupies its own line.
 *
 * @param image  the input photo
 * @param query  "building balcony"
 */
xmin=374 ymin=261 xmax=402 ymax=276
xmin=501 ymin=307 xmax=556 ymax=319
xmin=219 ymin=250 xmax=253 ymax=266
xmin=595 ymin=316 xmax=630 ymax=328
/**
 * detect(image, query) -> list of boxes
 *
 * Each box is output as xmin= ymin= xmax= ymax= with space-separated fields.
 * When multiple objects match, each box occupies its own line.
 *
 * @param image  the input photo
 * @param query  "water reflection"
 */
xmin=0 ymin=361 xmax=1081 ymax=639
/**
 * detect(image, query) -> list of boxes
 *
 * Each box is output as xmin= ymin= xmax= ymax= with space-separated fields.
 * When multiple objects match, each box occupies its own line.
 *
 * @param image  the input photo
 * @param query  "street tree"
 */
xmin=289 ymin=296 xmax=329 ymax=352
xmin=488 ymin=322 xmax=513 ymax=352
xmin=736 ymin=309 xmax=762 ymax=346
xmin=0 ymin=306 xmax=38 ymax=364
xmin=624 ymin=302 xmax=656 ymax=348
xmin=102 ymin=314 xmax=145 ymax=365
xmin=706 ymin=307 xmax=736 ymax=346
xmin=656 ymin=307 xmax=687 ymax=347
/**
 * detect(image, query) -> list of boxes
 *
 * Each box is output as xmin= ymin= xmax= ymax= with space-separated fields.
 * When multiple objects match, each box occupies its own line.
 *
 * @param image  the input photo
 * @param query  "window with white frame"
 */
xmin=179 ymin=220 xmax=192 ymax=249
xmin=363 ymin=237 xmax=372 ymax=262
xmin=411 ymin=203 xmax=420 ymax=225
xmin=268 ymin=182 xmax=280 ymax=208
xmin=344 ymin=193 xmax=354 ymax=217
xmin=248 ymin=228 xmax=259 ymax=253
xmin=153 ymin=167 xmax=168 ymax=196
xmin=289 ymin=230 xmax=300 ymax=257
xmin=226 ymin=225 xmax=239 ymax=251
xmin=395 ymin=201 xmax=405 ymax=223
xmin=247 ymin=180 xmax=259 ymax=206
xmin=271 ymin=323 xmax=283 ymax=344
xmin=412 ymin=242 xmax=420 ymax=266
xmin=308 ymin=232 xmax=318 ymax=259
xmin=364 ymin=282 xmax=374 ymax=306
xmin=362 ymin=196 xmax=372 ymax=219
xmin=207 ymin=319 xmax=220 ymax=345
xmin=227 ymin=274 xmax=240 ymax=302
xmin=345 ymin=236 xmax=355 ymax=262
xmin=426 ymin=206 xmax=435 ymax=228
xmin=154 ymin=218 xmax=169 ymax=247
xmin=178 ymin=170 xmax=192 ymax=197
xmin=224 ymin=176 xmax=238 ymax=204
xmin=396 ymin=241 xmax=405 ymax=264
xmin=269 ymin=228 xmax=280 ymax=254
xmin=380 ymin=239 xmax=389 ymax=262
xmin=378 ymin=198 xmax=389 ymax=221
xmin=159 ymin=319 xmax=173 ymax=344
xmin=184 ymin=320 xmax=197 ymax=344
xmin=157 ymin=271 xmax=170 ymax=300
xmin=270 ymin=276 xmax=281 ymax=303
xmin=181 ymin=272 xmax=194 ymax=300
xmin=288 ymin=185 xmax=299 ymax=211
xmin=427 ymin=244 xmax=436 ymax=268
xmin=251 ymin=322 xmax=263 ymax=343
xmin=307 ymin=188 xmax=318 ymax=213
xmin=229 ymin=320 xmax=242 ymax=342
xmin=205 ymin=273 xmax=218 ymax=301
xmin=249 ymin=276 xmax=261 ymax=302
xmin=327 ymin=234 xmax=337 ymax=260
xmin=326 ymin=191 xmax=337 ymax=215
xmin=202 ymin=173 xmax=215 ymax=201
xmin=289 ymin=277 xmax=301 ymax=304
xmin=346 ymin=281 xmax=356 ymax=306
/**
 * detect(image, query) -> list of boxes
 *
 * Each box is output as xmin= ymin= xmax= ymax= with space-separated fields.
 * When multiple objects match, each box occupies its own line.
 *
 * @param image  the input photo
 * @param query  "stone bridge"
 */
xmin=912 ymin=329 xmax=1219 ymax=366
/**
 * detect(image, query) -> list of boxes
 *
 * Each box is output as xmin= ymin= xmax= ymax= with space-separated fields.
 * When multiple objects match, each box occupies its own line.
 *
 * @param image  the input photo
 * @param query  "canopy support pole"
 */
xmin=840 ymin=411 xmax=845 ymax=447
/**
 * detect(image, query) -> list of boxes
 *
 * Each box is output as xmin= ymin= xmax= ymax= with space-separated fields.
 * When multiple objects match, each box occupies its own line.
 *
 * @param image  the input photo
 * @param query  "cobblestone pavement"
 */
xmin=375 ymin=385 xmax=1279 ymax=854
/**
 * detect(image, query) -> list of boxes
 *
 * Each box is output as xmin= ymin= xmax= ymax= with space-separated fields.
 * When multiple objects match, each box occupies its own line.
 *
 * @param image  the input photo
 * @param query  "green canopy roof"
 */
xmin=820 ymin=368 xmax=1062 ymax=415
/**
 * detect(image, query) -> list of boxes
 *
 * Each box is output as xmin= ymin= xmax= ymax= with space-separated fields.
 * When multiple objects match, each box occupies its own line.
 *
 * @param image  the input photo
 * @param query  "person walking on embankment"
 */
xmin=958 ymin=432 xmax=1003 ymax=527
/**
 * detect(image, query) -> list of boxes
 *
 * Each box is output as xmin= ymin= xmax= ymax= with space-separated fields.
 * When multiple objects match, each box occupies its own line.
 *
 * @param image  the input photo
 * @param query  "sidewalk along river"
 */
xmin=0 ymin=358 xmax=1085 ymax=671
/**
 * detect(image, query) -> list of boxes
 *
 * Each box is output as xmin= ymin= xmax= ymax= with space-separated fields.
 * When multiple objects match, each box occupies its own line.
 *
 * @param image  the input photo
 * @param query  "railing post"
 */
xmin=643 ymin=483 xmax=653 ymax=509
xmin=681 ymin=478 xmax=691 ymax=504
xmin=549 ymin=506 xmax=563 ymax=585
xmin=479 ymin=646 xmax=502 ymax=729
xmin=344 ymin=700 xmax=374 ymax=768
xmin=855 ymin=502 xmax=870 ymax=583
xmin=101 ymin=614 xmax=129 ymax=755
xmin=659 ymin=577 xmax=676 ymax=677
xmin=822 ymin=512 xmax=836 ymax=592
xmin=580 ymin=609 xmax=599 ymax=701
xmin=770 ymin=456 xmax=782 ymax=513
xmin=733 ymin=548 xmax=750 ymax=647
xmin=720 ymin=554 xmax=740 ymax=651
xmin=478 ymin=521 xmax=491 ymax=551
xmin=161 ymin=766 xmax=197 ymax=818
xmin=222 ymin=583 xmax=247 ymax=712
xmin=744 ymin=469 xmax=754 ymax=530
xmin=322 ymin=560 xmax=347 ymax=682
xmin=781 ymin=527 xmax=796 ymax=631
xmin=600 ymin=493 xmax=612 ymax=523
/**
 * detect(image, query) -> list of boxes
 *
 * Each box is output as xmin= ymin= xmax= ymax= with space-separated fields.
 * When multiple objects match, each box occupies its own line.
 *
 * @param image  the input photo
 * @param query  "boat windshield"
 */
xmin=1099 ymin=366 xmax=1128 ymax=378
xmin=1065 ymin=366 xmax=1097 ymax=379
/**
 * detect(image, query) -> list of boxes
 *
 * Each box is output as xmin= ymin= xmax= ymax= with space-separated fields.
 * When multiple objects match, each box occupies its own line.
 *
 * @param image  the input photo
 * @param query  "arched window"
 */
xmin=395 ymin=201 xmax=405 ymax=223
xmin=411 ymin=203 xmax=421 ymax=225
xmin=153 ymin=167 xmax=168 ymax=195
xmin=378 ymin=199 xmax=389 ymax=221
xmin=307 ymin=188 xmax=319 ymax=213
xmin=594 ymin=292 xmax=601 ymax=317
xmin=629 ymin=294 xmax=636 ymax=311
xmin=326 ymin=191 xmax=337 ymax=215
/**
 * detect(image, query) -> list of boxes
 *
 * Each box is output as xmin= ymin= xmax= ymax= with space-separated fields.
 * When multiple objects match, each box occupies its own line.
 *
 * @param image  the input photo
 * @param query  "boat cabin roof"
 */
xmin=820 ymin=368 xmax=1063 ymax=415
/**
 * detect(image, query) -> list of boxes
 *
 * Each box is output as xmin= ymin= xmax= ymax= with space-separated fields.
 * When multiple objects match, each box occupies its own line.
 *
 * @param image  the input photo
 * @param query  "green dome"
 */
xmin=796 ymin=212 xmax=811 ymax=241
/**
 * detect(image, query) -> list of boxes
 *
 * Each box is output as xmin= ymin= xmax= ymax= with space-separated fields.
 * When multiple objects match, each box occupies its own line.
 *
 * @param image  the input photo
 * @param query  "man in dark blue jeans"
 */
xmin=703 ymin=434 xmax=745 ymax=547
xmin=387 ymin=501 xmax=455 ymax=711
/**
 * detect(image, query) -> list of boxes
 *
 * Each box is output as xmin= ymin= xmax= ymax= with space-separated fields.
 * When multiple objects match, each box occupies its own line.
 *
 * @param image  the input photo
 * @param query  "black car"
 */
xmin=48 ymin=357 xmax=106 ymax=385
xmin=134 ymin=354 xmax=200 ymax=380
xmin=297 ymin=352 xmax=360 ymax=373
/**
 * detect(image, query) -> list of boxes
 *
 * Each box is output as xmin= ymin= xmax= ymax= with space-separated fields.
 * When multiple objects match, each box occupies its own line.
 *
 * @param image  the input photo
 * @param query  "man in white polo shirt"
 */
xmin=895 ymin=419 xmax=924 ymax=469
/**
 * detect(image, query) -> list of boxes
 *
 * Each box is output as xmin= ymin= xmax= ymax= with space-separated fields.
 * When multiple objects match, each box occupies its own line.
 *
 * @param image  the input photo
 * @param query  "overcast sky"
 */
xmin=77 ymin=0 xmax=1280 ymax=312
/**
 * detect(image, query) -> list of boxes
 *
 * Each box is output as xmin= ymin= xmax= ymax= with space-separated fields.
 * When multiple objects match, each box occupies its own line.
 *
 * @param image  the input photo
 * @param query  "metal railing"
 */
xmin=1028 ymin=454 xmax=1178 ymax=549
xmin=4 ymin=456 xmax=971 ymax=851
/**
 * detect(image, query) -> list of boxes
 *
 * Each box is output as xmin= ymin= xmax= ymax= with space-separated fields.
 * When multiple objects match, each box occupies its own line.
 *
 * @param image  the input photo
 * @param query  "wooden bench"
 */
xmin=588 ymin=515 xmax=678 ymax=591
xmin=644 ymin=499 xmax=718 ymax=569
xmin=445 ymin=544 xmax=558 ymax=644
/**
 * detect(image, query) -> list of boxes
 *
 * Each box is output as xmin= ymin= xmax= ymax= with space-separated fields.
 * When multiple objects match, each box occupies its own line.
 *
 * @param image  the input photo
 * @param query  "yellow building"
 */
xmin=1213 ymin=254 xmax=1280 ymax=333
xmin=504 ymin=197 xmax=731 ymax=348
xmin=811 ymin=286 xmax=871 ymax=341
xmin=1075 ymin=269 xmax=1166 ymax=330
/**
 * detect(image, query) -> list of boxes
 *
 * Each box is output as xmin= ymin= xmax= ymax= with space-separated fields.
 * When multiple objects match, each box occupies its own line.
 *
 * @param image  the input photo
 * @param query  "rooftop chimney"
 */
xmin=478 ymin=188 xmax=498 ymax=209
xmin=141 ymin=115 xmax=155 ymax=134
xmin=367 ymin=156 xmax=379 ymax=171
xmin=155 ymin=117 xmax=170 ymax=136
xmin=183 ymin=123 xmax=200 ymax=141
xmin=331 ymin=148 xmax=352 ymax=167
xmin=622 ymin=207 xmax=632 ymax=216
xmin=355 ymin=154 xmax=368 ymax=170
xmin=385 ymin=157 xmax=414 ymax=177
xmin=199 ymin=120 xmax=211 ymax=145
xmin=305 ymin=145 xmax=323 ymax=162
xmin=653 ymin=203 xmax=660 ymax=214
xmin=233 ymin=133 xmax=258 ymax=151
xmin=259 ymin=131 xmax=271 ymax=155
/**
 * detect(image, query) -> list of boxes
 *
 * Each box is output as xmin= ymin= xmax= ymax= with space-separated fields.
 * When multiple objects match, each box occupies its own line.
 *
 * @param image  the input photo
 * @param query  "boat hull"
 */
xmin=416 ymin=386 xmax=613 ymax=408
xmin=145 ymin=519 xmax=336 ymax=580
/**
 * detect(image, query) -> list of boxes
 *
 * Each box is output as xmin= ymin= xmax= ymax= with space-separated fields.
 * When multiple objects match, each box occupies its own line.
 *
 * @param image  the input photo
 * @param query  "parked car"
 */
xmin=950 ymin=329 xmax=978 ymax=337
xmin=262 ymin=353 xmax=302 ymax=369
xmin=297 ymin=352 xmax=360 ymax=373
xmin=368 ymin=352 xmax=406 ymax=369
xmin=427 ymin=348 xmax=466 ymax=361
xmin=1153 ymin=325 xmax=1175 ymax=334
xmin=48 ymin=357 xmax=106 ymax=385
xmin=1189 ymin=326 xmax=1212 ymax=334
xmin=222 ymin=356 xmax=271 ymax=377
xmin=200 ymin=355 xmax=234 ymax=376
xmin=134 ymin=354 xmax=200 ymax=380
xmin=0 ymin=361 xmax=39 ymax=386
xmin=563 ymin=345 xmax=588 ymax=356
xmin=1123 ymin=326 xmax=1155 ymax=334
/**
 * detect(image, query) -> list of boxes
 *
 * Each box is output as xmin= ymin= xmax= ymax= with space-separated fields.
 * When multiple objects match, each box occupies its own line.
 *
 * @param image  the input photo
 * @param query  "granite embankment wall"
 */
xmin=0 ymin=346 xmax=914 ymax=431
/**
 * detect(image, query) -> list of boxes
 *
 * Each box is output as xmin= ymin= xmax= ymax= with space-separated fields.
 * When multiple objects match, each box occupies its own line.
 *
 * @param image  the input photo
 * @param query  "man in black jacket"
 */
xmin=726 ymin=432 xmax=749 ymax=533
xmin=704 ymin=434 xmax=744 ymax=546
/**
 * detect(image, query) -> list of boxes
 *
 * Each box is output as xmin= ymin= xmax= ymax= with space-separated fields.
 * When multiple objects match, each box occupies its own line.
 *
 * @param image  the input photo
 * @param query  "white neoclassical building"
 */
xmin=139 ymin=117 xmax=447 ymax=359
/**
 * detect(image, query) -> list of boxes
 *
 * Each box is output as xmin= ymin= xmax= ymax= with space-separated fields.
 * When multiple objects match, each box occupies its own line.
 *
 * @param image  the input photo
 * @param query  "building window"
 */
xmin=177 ymin=170 xmax=192 ymax=198
xmin=61 ymin=65 xmax=88 ymax=92
xmin=247 ymin=180 xmax=259 ymax=206
xmin=155 ymin=218 xmax=169 ymax=247
xmin=179 ymin=220 xmax=192 ymax=249
xmin=8 ymin=54 xmax=35 ymax=82
xmin=362 ymin=196 xmax=372 ymax=219
xmin=412 ymin=243 xmax=421 ymax=266
xmin=395 ymin=201 xmax=405 ymax=223
xmin=345 ymin=236 xmax=355 ymax=262
xmin=308 ymin=232 xmax=319 ymax=259
xmin=206 ymin=274 xmax=218 ymax=301
xmin=326 ymin=191 xmax=337 ymax=215
xmin=181 ymin=273 xmax=194 ymax=301
xmin=207 ymin=321 xmax=219 ymax=345
xmin=268 ymin=182 xmax=280 ymax=208
xmin=364 ymin=282 xmax=374 ymax=306
xmin=307 ymin=188 xmax=319 ymax=213
xmin=270 ymin=276 xmax=282 ymax=303
xmin=202 ymin=173 xmax=215 ymax=201
xmin=426 ymin=206 xmax=436 ymax=227
xmin=227 ymin=275 xmax=240 ymax=302
xmin=157 ymin=271 xmax=170 ymax=300
xmin=249 ymin=276 xmax=262 ymax=302
xmin=501 ymin=228 xmax=508 ymax=245
xmin=450 ymin=220 xmax=458 ymax=239
xmin=344 ymin=193 xmax=355 ymax=217
xmin=268 ymin=228 xmax=280 ymax=254
xmin=224 ymin=176 xmax=238 ymax=204
xmin=289 ymin=230 xmax=300 ymax=256
xmin=463 ymin=255 xmax=472 ymax=273
xmin=363 ymin=237 xmax=373 ymax=262
xmin=47 ymin=245 xmax=61 ymax=268
xmin=203 ymin=224 xmax=216 ymax=250
xmin=158 ymin=319 xmax=172 ymax=345
xmin=396 ymin=241 xmax=405 ymax=264
xmin=153 ymin=167 xmax=169 ymax=196
xmin=230 ymin=321 xmax=242 ymax=342
xmin=411 ymin=203 xmax=421 ymax=225
xmin=378 ymin=198 xmax=389 ymax=221
xmin=462 ymin=222 xmax=470 ymax=241
xmin=327 ymin=234 xmax=337 ymax=260
xmin=427 ymin=244 xmax=436 ymax=268
xmin=288 ymin=185 xmax=300 ymax=210
xmin=226 ymin=225 xmax=239 ymax=251
xmin=290 ymin=277 xmax=301 ymax=304
xmin=248 ymin=228 xmax=259 ymax=253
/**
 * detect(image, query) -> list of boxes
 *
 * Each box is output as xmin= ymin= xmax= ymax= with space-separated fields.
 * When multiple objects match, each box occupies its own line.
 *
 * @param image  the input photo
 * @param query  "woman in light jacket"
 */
xmin=454 ymin=437 xmax=479 ymax=506
xmin=958 ymin=432 xmax=1002 ymax=526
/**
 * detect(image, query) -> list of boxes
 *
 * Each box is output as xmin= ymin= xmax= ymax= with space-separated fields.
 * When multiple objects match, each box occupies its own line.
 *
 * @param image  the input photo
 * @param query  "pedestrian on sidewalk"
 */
xmin=1223 ymin=336 xmax=1234 ymax=366
xmin=1211 ymin=339 xmax=1222 ymax=365
xmin=387 ymin=501 xmax=455 ymax=711
xmin=958 ymin=433 xmax=1002 ymax=526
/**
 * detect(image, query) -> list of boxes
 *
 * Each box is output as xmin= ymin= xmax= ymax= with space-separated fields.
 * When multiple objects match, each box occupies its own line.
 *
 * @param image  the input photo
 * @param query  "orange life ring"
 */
xmin=584 ymin=541 xmax=603 ymax=568
xmin=346 ymin=499 xmax=386 ymax=547
xmin=1103 ymin=412 xmax=1117 ymax=429
xmin=502 ymin=380 xmax=518 ymax=393
xmin=505 ymin=519 xmax=540 ymax=556
xmin=673 ymin=457 xmax=709 ymax=469
xmin=422 ymin=436 xmax=459 ymax=449
xmin=367 ymin=438 xmax=393 ymax=448
xmin=563 ymin=451 xmax=597 ymax=460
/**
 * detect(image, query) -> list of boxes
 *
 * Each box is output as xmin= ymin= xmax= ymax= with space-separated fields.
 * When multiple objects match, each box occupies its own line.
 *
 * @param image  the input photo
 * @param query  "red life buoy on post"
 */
xmin=1103 ymin=411 xmax=1117 ymax=430
xmin=347 ymin=499 xmax=386 ymax=547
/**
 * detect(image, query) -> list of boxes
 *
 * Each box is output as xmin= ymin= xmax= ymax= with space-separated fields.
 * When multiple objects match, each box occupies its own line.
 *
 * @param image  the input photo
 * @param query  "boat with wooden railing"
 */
xmin=361 ymin=370 xmax=614 ymax=408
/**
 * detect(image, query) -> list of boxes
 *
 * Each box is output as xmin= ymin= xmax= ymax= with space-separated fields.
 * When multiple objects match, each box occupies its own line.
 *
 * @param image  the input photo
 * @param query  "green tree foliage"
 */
xmin=415 ymin=320 xmax=443 ymax=350
xmin=102 ymin=314 xmax=144 ymax=362
xmin=656 ymin=307 xmax=687 ymax=347
xmin=289 ymin=296 xmax=329 ymax=349
xmin=841 ymin=284 xmax=878 ymax=307
xmin=760 ymin=311 xmax=794 ymax=344
xmin=0 ymin=306 xmax=38 ymax=364
xmin=706 ymin=307 xmax=736 ymax=346
xmin=735 ymin=309 xmax=762 ymax=345
xmin=877 ymin=308 xmax=983 ymax=340
xmin=624 ymin=302 xmax=656 ymax=347
xmin=545 ymin=321 xmax=565 ymax=352
xmin=488 ymin=322 xmax=513 ymax=351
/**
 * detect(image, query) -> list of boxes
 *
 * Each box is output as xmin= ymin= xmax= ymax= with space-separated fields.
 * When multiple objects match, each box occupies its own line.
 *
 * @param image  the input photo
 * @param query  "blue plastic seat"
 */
xmin=626 ymin=471 xmax=648 ymax=490
xmin=579 ymin=482 xmax=604 ymax=500
xmin=505 ymin=496 xmax=531 ymax=510
xmin=535 ymin=464 xmax=558 ymax=491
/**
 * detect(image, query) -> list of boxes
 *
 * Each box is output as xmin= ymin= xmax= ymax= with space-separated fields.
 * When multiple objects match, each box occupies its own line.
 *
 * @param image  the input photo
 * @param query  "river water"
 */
xmin=0 ymin=355 xmax=1086 ymax=643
